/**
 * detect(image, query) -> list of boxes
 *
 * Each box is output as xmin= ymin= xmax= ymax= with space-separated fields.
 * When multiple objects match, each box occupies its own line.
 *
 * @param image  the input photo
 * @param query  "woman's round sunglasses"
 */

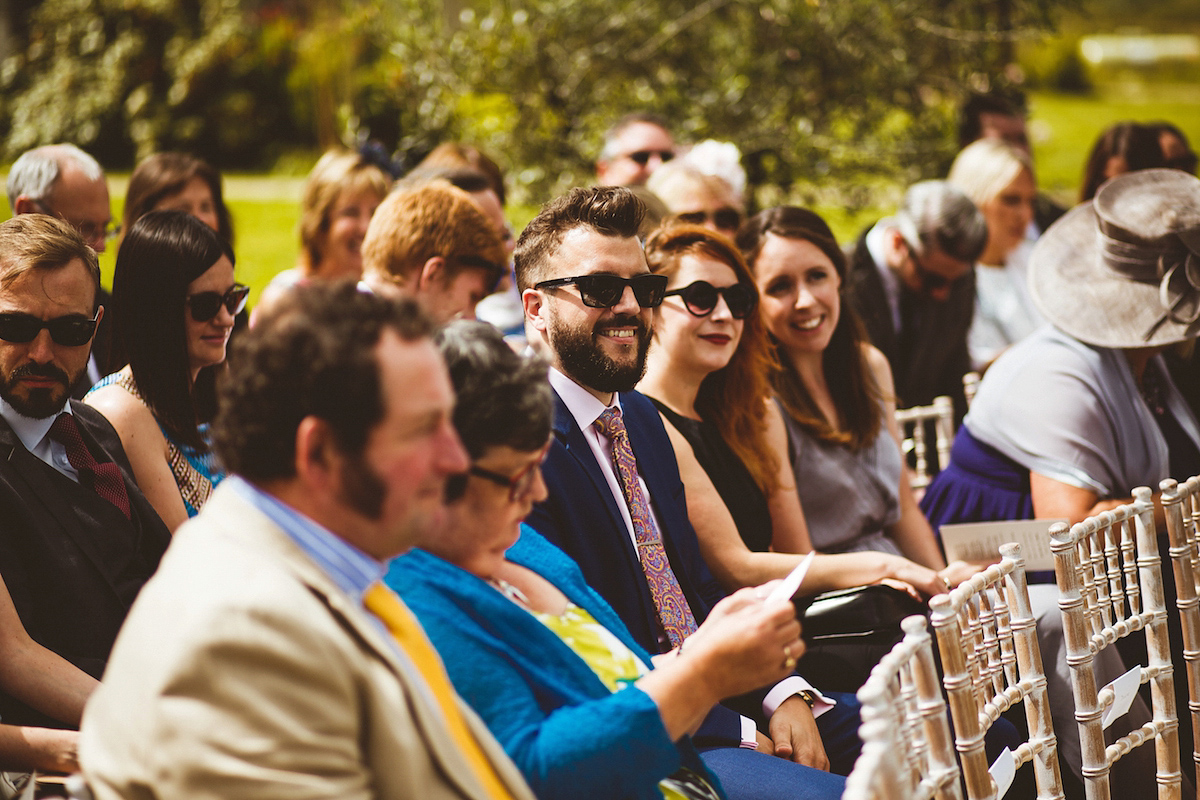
xmin=663 ymin=280 xmax=758 ymax=320
xmin=186 ymin=284 xmax=250 ymax=323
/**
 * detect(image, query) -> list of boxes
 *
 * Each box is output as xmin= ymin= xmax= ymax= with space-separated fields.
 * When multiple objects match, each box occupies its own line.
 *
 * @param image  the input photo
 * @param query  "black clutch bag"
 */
xmin=793 ymin=584 xmax=928 ymax=693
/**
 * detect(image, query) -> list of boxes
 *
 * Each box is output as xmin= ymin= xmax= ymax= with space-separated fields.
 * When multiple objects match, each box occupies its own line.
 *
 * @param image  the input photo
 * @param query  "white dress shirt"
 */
xmin=0 ymin=396 xmax=79 ymax=482
xmin=547 ymin=369 xmax=831 ymax=730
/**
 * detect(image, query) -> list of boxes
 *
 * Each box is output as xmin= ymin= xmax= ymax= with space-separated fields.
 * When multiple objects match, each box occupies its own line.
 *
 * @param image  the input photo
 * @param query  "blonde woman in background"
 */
xmin=947 ymin=138 xmax=1044 ymax=371
xmin=254 ymin=149 xmax=391 ymax=318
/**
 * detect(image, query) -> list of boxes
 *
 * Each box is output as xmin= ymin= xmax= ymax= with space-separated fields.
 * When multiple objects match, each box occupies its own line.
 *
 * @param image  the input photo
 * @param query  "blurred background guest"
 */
xmin=255 ymin=149 xmax=390 ymax=316
xmin=647 ymin=162 xmax=743 ymax=241
xmin=121 ymin=152 xmax=234 ymax=247
xmin=1078 ymin=121 xmax=1165 ymax=203
xmin=948 ymin=138 xmax=1045 ymax=370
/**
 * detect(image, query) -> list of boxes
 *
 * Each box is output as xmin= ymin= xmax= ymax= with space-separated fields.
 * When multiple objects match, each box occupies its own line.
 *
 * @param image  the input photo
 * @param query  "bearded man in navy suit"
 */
xmin=515 ymin=186 xmax=861 ymax=800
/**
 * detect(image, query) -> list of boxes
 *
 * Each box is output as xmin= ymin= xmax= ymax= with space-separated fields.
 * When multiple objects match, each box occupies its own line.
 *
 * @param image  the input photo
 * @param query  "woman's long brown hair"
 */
xmin=644 ymin=223 xmax=781 ymax=495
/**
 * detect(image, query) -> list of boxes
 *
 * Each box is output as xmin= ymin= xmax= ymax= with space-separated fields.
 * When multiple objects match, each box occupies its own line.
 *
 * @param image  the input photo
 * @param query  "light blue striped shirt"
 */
xmin=227 ymin=475 xmax=386 ymax=603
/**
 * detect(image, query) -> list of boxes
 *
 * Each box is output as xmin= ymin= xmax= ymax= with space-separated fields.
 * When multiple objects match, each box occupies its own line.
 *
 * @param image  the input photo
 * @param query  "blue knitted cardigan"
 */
xmin=386 ymin=525 xmax=724 ymax=800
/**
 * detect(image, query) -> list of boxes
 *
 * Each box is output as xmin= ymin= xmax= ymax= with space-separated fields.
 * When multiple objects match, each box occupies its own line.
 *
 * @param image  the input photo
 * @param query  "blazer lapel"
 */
xmin=208 ymin=487 xmax=530 ymax=800
xmin=0 ymin=417 xmax=128 ymax=605
xmin=550 ymin=390 xmax=634 ymax=546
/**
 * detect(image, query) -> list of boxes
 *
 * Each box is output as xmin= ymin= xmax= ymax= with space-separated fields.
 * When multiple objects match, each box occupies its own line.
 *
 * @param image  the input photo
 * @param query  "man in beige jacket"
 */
xmin=80 ymin=282 xmax=535 ymax=800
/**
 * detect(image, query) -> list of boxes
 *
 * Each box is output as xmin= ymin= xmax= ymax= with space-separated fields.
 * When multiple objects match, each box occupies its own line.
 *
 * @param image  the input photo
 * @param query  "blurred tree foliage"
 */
xmin=377 ymin=0 xmax=1070 ymax=206
xmin=1 ymin=0 xmax=1071 ymax=204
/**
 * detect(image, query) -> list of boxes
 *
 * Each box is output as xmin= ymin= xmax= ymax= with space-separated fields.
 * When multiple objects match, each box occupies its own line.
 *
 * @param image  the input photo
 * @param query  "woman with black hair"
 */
xmin=85 ymin=211 xmax=245 ymax=531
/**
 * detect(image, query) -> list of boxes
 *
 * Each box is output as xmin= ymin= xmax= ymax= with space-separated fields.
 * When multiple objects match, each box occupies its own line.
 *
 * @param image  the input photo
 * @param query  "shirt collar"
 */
xmin=548 ymin=367 xmax=623 ymax=431
xmin=0 ymin=396 xmax=69 ymax=453
xmin=227 ymin=476 xmax=386 ymax=601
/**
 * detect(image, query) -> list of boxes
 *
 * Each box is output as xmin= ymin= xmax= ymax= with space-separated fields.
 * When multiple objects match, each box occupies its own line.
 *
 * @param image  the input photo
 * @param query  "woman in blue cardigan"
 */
xmin=387 ymin=320 xmax=841 ymax=800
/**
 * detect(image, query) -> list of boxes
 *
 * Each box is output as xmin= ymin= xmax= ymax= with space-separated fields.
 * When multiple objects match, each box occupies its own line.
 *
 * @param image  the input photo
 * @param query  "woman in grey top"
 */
xmin=737 ymin=206 xmax=977 ymax=584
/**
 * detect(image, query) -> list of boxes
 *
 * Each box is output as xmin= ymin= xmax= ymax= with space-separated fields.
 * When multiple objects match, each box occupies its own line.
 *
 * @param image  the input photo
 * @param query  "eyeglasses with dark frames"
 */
xmin=0 ymin=311 xmax=100 ymax=347
xmin=444 ymin=443 xmax=551 ymax=504
xmin=31 ymin=200 xmax=120 ymax=244
xmin=186 ymin=284 xmax=250 ymax=323
xmin=663 ymin=280 xmax=758 ymax=320
xmin=534 ymin=274 xmax=668 ymax=309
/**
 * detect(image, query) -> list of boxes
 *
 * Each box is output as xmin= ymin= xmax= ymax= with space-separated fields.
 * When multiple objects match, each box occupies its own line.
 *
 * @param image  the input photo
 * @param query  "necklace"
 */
xmin=488 ymin=577 xmax=530 ymax=606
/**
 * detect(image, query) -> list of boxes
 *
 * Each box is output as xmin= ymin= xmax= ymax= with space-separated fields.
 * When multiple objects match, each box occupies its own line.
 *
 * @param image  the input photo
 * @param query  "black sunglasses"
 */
xmin=535 ymin=274 xmax=668 ymax=309
xmin=187 ymin=284 xmax=250 ymax=323
xmin=664 ymin=281 xmax=758 ymax=320
xmin=0 ymin=311 xmax=100 ymax=347
xmin=627 ymin=149 xmax=675 ymax=166
xmin=675 ymin=208 xmax=743 ymax=231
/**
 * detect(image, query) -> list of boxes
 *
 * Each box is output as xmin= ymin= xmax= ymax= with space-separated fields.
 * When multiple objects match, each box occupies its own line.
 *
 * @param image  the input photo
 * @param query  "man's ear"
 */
xmin=522 ymin=288 xmax=548 ymax=332
xmin=884 ymin=229 xmax=909 ymax=270
xmin=418 ymin=257 xmax=447 ymax=291
xmin=12 ymin=196 xmax=39 ymax=216
xmin=294 ymin=416 xmax=338 ymax=490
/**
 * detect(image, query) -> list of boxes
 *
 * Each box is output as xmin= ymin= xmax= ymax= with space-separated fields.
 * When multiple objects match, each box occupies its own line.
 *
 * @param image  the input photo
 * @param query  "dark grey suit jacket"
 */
xmin=846 ymin=228 xmax=975 ymax=418
xmin=0 ymin=401 xmax=171 ymax=727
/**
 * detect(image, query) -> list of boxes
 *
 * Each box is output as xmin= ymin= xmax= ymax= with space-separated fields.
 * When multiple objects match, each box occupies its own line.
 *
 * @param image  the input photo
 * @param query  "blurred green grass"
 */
xmin=1028 ymin=84 xmax=1200 ymax=205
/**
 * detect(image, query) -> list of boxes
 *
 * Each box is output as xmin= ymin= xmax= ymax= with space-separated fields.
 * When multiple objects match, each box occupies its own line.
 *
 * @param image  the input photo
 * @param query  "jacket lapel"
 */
xmin=206 ymin=487 xmax=530 ymax=800
xmin=550 ymin=390 xmax=634 ymax=545
xmin=0 ymin=416 xmax=128 ymax=605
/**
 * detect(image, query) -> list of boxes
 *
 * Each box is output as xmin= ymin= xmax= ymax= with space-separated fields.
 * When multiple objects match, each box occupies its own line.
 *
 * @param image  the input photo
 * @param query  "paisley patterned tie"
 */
xmin=594 ymin=406 xmax=698 ymax=648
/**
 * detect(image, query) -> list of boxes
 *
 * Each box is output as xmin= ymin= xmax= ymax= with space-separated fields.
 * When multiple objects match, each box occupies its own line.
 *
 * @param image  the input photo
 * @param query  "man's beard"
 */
xmin=336 ymin=451 xmax=387 ymax=520
xmin=0 ymin=362 xmax=80 ymax=419
xmin=549 ymin=310 xmax=652 ymax=394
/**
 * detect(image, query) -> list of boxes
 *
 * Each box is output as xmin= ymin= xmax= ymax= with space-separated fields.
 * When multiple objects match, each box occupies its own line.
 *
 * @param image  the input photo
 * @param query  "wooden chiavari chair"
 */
xmin=849 ymin=616 xmax=962 ymax=800
xmin=929 ymin=542 xmax=1064 ymax=800
xmin=1161 ymin=475 xmax=1200 ymax=780
xmin=895 ymin=395 xmax=955 ymax=491
xmin=1050 ymin=486 xmax=1182 ymax=800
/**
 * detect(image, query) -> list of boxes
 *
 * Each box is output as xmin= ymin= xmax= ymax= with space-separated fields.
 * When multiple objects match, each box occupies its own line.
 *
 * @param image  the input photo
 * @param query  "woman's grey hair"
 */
xmin=434 ymin=319 xmax=553 ymax=459
xmin=893 ymin=179 xmax=988 ymax=264
xmin=6 ymin=144 xmax=104 ymax=210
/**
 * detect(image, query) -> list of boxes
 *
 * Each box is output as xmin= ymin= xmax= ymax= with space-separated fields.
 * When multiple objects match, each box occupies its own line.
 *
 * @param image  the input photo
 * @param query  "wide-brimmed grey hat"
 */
xmin=1029 ymin=168 xmax=1200 ymax=349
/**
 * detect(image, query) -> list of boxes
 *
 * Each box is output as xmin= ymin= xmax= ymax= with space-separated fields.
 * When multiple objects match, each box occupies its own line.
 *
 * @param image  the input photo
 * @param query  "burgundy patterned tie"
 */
xmin=594 ymin=406 xmax=697 ymax=648
xmin=48 ymin=413 xmax=132 ymax=520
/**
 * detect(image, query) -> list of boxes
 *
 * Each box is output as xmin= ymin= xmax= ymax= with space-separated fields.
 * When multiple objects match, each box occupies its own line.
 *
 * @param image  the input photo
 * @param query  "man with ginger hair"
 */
xmin=360 ymin=181 xmax=506 ymax=323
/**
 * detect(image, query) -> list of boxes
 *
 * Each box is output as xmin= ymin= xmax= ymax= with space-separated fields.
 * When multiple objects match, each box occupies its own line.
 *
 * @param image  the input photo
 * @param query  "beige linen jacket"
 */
xmin=79 ymin=482 xmax=535 ymax=800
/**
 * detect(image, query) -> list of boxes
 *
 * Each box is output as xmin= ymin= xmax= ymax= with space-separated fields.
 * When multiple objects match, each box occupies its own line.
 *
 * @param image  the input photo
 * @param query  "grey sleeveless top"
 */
xmin=779 ymin=398 xmax=904 ymax=556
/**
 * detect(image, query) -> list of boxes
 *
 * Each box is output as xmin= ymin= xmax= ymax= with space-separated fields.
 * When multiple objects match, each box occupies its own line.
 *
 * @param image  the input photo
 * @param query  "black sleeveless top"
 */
xmin=651 ymin=399 xmax=774 ymax=552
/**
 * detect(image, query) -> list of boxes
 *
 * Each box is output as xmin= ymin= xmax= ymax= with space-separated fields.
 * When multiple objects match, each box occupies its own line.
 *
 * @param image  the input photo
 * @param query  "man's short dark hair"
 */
xmin=957 ymin=90 xmax=1027 ymax=150
xmin=435 ymin=319 xmax=552 ymax=459
xmin=513 ymin=186 xmax=645 ymax=291
xmin=213 ymin=281 xmax=434 ymax=483
xmin=0 ymin=215 xmax=100 ymax=309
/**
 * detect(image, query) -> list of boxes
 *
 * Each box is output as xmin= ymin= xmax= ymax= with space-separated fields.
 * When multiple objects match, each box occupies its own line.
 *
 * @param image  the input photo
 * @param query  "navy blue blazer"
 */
xmin=526 ymin=388 xmax=746 ymax=746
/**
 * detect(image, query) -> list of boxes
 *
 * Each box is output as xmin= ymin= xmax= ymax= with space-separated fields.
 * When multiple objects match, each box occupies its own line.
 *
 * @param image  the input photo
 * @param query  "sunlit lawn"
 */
xmin=4 ymin=80 xmax=1199 ymax=305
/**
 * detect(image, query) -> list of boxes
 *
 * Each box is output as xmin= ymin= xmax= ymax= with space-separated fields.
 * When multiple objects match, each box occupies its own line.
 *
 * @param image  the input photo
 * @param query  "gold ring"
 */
xmin=941 ymin=576 xmax=952 ymax=591
xmin=783 ymin=644 xmax=797 ymax=670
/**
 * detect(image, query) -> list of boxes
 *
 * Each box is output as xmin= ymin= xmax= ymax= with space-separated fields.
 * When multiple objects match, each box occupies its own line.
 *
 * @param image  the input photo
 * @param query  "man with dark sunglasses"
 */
xmin=846 ymin=180 xmax=987 ymax=418
xmin=517 ymin=186 xmax=860 ymax=800
xmin=596 ymin=112 xmax=677 ymax=187
xmin=0 ymin=215 xmax=170 ymax=728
